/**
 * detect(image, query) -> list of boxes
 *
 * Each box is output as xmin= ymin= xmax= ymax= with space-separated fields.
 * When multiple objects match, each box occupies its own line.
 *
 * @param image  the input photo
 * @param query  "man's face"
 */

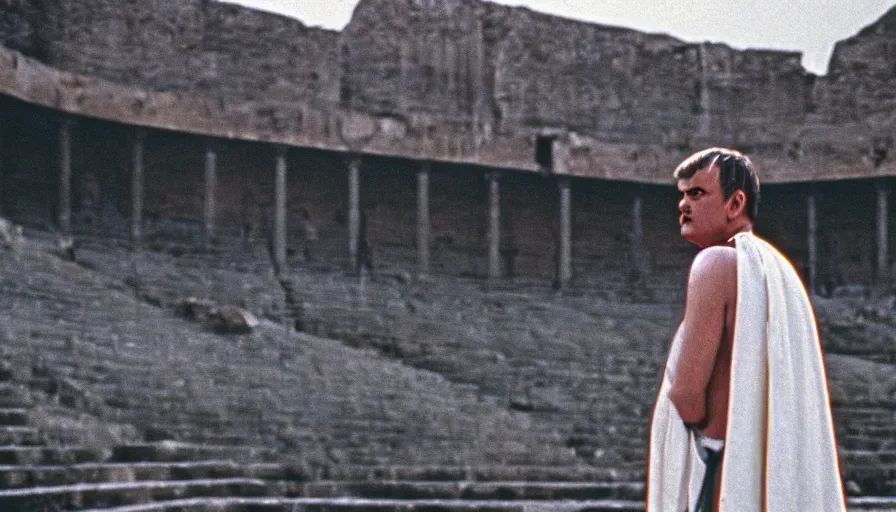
xmin=676 ymin=166 xmax=731 ymax=248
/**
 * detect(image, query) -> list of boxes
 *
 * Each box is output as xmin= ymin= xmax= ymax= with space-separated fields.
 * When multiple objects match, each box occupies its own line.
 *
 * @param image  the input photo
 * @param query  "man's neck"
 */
xmin=714 ymin=223 xmax=753 ymax=248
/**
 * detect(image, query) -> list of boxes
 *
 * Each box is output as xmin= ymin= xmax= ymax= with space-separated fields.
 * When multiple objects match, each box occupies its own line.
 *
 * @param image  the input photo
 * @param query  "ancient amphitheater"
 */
xmin=0 ymin=0 xmax=894 ymax=510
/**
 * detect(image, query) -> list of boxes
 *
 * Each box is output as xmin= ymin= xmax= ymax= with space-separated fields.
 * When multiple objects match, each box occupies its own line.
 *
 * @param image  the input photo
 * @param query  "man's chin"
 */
xmin=680 ymin=227 xmax=702 ymax=247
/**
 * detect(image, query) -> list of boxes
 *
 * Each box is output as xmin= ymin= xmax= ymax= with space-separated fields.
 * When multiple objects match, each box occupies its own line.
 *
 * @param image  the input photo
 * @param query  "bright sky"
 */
xmin=220 ymin=0 xmax=894 ymax=75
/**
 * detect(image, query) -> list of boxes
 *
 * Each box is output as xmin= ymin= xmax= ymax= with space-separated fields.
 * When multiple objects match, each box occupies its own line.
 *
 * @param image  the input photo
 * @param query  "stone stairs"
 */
xmin=835 ymin=405 xmax=896 ymax=496
xmin=0 ymin=380 xmax=276 ymax=511
xmin=61 ymin=498 xmax=896 ymax=512
xmin=54 ymin=233 xmax=896 ymax=493
xmin=72 ymin=498 xmax=646 ymax=512
xmin=0 ymin=234 xmax=595 ymax=467
xmin=0 ymin=373 xmax=654 ymax=511
xmin=0 ymin=478 xmax=269 ymax=511
xmin=1 ymin=228 xmax=895 ymax=510
xmin=816 ymin=297 xmax=896 ymax=364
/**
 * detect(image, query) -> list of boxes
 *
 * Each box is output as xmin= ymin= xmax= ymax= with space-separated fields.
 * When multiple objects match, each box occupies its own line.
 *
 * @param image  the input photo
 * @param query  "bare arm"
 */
xmin=667 ymin=246 xmax=736 ymax=426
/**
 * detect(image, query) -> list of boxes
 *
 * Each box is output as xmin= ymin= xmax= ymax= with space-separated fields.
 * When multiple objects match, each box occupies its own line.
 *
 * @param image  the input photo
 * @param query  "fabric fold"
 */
xmin=647 ymin=232 xmax=846 ymax=511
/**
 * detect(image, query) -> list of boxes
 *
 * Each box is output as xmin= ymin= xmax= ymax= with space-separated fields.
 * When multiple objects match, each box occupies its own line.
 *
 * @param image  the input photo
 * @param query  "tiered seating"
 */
xmin=1 ymin=228 xmax=895 ymax=510
xmin=66 ymin=233 xmax=896 ymax=495
xmin=815 ymin=297 xmax=896 ymax=364
xmin=1 ymin=235 xmax=640 ymax=495
xmin=0 ymin=381 xmax=279 ymax=511
xmin=0 ymin=374 xmax=650 ymax=511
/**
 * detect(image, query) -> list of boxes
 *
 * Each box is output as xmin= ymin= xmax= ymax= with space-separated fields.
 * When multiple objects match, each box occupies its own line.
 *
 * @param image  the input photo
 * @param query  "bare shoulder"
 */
xmin=691 ymin=245 xmax=737 ymax=270
xmin=688 ymin=246 xmax=737 ymax=295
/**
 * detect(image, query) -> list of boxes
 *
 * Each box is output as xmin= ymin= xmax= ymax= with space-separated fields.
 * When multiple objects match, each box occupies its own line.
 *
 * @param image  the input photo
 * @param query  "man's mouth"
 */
xmin=680 ymin=215 xmax=692 ymax=225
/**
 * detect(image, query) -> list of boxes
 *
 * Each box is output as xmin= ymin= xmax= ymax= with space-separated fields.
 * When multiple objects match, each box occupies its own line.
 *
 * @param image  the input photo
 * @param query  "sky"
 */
xmin=220 ymin=0 xmax=893 ymax=75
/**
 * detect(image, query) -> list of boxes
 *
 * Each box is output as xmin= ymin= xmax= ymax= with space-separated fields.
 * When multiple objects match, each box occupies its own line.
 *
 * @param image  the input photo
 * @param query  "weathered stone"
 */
xmin=0 ymin=217 xmax=23 ymax=251
xmin=210 ymin=305 xmax=259 ymax=335
xmin=55 ymin=233 xmax=75 ymax=261
xmin=0 ymin=0 xmax=338 ymax=106
xmin=0 ymin=1 xmax=893 ymax=182
xmin=175 ymin=297 xmax=218 ymax=323
xmin=0 ymin=1 xmax=895 ymax=503
xmin=832 ymin=285 xmax=872 ymax=299
xmin=817 ymin=7 xmax=896 ymax=127
xmin=175 ymin=297 xmax=258 ymax=334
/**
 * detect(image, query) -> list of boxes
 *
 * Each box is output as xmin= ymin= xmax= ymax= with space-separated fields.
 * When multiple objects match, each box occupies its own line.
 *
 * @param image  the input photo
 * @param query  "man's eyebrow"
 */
xmin=678 ymin=186 xmax=706 ymax=194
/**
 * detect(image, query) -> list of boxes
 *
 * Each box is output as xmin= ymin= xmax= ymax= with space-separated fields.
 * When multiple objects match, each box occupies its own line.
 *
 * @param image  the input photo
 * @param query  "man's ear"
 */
xmin=727 ymin=190 xmax=747 ymax=220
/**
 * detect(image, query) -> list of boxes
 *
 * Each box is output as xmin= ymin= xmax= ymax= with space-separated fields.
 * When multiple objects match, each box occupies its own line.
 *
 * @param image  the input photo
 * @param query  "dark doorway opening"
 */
xmin=535 ymin=135 xmax=554 ymax=173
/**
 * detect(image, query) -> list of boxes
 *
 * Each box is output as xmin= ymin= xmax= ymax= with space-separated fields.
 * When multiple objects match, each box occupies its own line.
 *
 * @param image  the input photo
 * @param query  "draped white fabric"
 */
xmin=648 ymin=232 xmax=846 ymax=511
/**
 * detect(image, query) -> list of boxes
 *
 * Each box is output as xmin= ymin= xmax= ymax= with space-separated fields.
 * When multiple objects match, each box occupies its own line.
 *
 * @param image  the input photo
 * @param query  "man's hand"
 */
xmin=667 ymin=245 xmax=736 ymax=426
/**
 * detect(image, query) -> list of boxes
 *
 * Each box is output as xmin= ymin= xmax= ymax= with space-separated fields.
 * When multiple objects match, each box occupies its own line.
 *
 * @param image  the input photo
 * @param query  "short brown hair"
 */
xmin=674 ymin=147 xmax=761 ymax=221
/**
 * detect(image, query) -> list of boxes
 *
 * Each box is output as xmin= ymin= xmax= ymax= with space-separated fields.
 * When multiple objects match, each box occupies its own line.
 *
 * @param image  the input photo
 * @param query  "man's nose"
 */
xmin=679 ymin=197 xmax=688 ymax=212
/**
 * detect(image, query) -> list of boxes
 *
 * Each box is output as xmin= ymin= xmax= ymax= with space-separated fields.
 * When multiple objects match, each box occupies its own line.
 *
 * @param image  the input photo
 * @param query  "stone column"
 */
xmin=273 ymin=146 xmax=288 ymax=274
xmin=632 ymin=188 xmax=650 ymax=278
xmin=58 ymin=118 xmax=73 ymax=234
xmin=877 ymin=179 xmax=890 ymax=291
xmin=807 ymin=187 xmax=818 ymax=295
xmin=202 ymin=140 xmax=217 ymax=247
xmin=348 ymin=156 xmax=361 ymax=274
xmin=130 ymin=130 xmax=146 ymax=250
xmin=556 ymin=177 xmax=572 ymax=288
xmin=417 ymin=162 xmax=431 ymax=277
xmin=487 ymin=172 xmax=501 ymax=280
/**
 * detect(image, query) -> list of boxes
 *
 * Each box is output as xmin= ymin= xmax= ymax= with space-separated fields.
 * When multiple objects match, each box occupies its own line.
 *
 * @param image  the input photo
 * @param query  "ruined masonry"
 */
xmin=0 ymin=0 xmax=895 ymax=510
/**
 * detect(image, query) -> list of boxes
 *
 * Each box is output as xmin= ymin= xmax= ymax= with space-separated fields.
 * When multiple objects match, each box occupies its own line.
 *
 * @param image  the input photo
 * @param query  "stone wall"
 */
xmin=340 ymin=0 xmax=823 ymax=153
xmin=817 ymin=8 xmax=896 ymax=126
xmin=0 ymin=0 xmax=40 ymax=56
xmin=1 ymin=1 xmax=893 ymax=183
xmin=339 ymin=0 xmax=813 ymax=149
xmin=339 ymin=0 xmax=492 ymax=122
xmin=1 ymin=2 xmax=894 ymax=183
xmin=811 ymin=6 xmax=896 ymax=175
xmin=0 ymin=0 xmax=339 ymax=104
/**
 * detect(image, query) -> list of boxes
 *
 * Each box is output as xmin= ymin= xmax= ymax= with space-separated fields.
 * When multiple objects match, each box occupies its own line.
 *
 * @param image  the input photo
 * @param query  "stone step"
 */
xmin=321 ymin=465 xmax=645 ymax=483
xmin=835 ymin=407 xmax=896 ymax=421
xmin=845 ymin=477 xmax=896 ymax=497
xmin=0 ymin=426 xmax=44 ymax=446
xmin=301 ymin=480 xmax=645 ymax=501
xmin=64 ymin=495 xmax=896 ymax=511
xmin=151 ymin=433 xmax=267 ymax=447
xmin=110 ymin=442 xmax=273 ymax=464
xmin=0 ymin=460 xmax=289 ymax=489
xmin=849 ymin=497 xmax=896 ymax=510
xmin=338 ymin=450 xmax=578 ymax=469
xmin=839 ymin=435 xmax=896 ymax=451
xmin=839 ymin=425 xmax=896 ymax=437
xmin=568 ymin=425 xmax=649 ymax=440
xmin=0 ymin=385 xmax=33 ymax=408
xmin=0 ymin=409 xmax=29 ymax=427
xmin=0 ymin=477 xmax=268 ymax=510
xmin=841 ymin=450 xmax=896 ymax=465
xmin=72 ymin=497 xmax=646 ymax=512
xmin=842 ymin=465 xmax=896 ymax=481
xmin=0 ymin=445 xmax=103 ymax=466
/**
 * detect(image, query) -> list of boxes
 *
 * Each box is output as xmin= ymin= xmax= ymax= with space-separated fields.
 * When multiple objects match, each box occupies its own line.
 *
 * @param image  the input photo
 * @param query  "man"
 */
xmin=647 ymin=148 xmax=845 ymax=511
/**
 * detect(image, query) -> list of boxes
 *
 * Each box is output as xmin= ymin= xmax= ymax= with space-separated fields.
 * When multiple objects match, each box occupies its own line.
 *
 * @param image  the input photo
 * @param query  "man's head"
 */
xmin=674 ymin=148 xmax=760 ymax=248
